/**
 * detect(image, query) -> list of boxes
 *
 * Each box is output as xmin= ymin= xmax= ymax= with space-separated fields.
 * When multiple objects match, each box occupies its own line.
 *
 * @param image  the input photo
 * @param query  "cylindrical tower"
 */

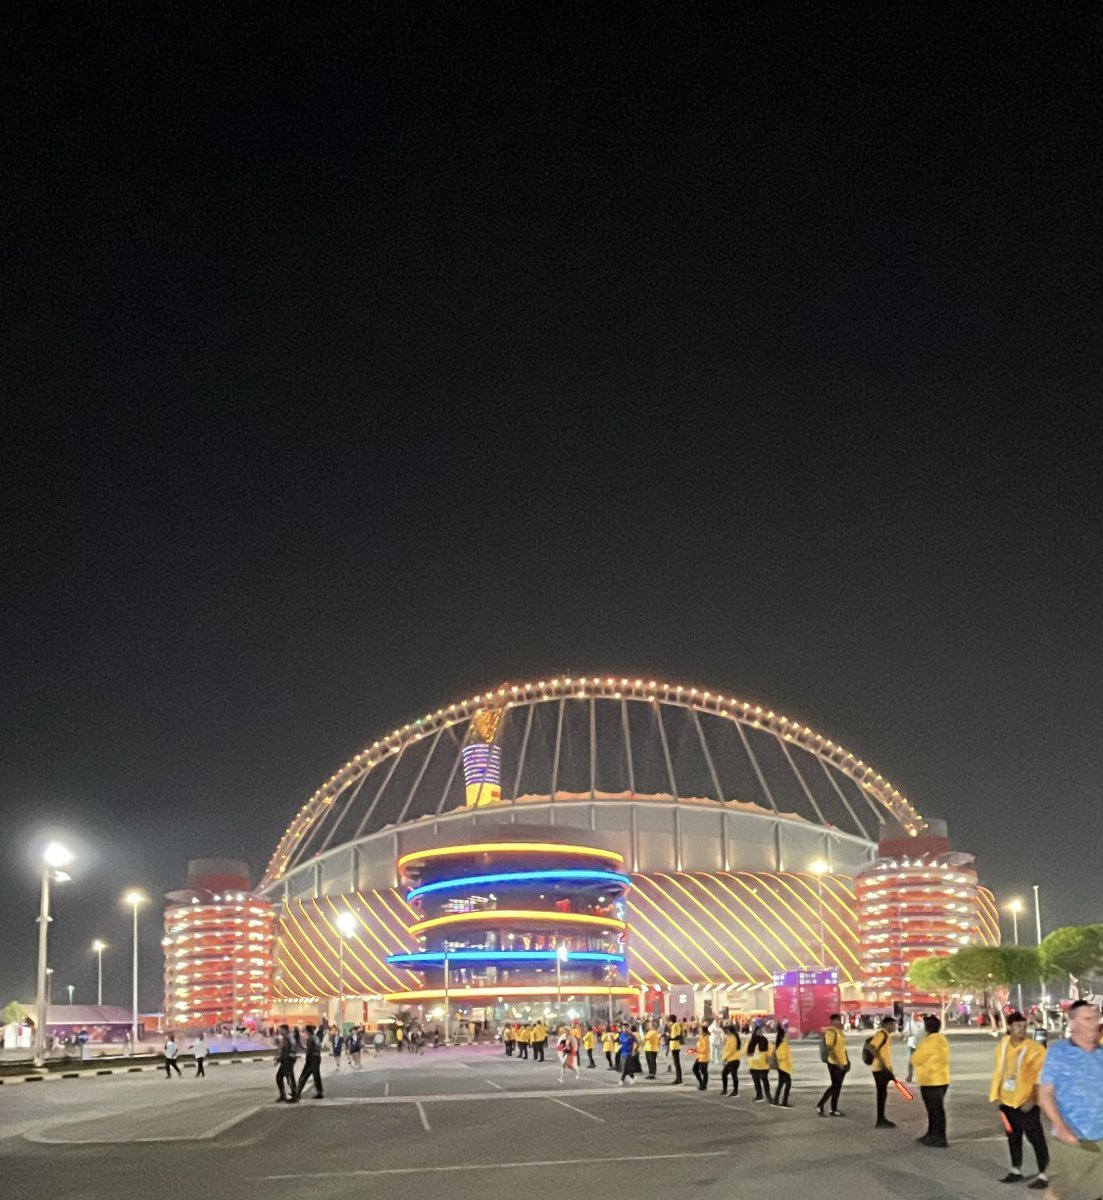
xmin=385 ymin=828 xmax=635 ymax=1018
xmin=163 ymin=860 xmax=274 ymax=1030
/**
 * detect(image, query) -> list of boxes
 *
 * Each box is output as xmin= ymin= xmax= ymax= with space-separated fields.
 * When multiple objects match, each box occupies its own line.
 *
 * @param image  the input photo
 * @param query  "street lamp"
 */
xmin=66 ymin=984 xmax=74 ymax=1006
xmin=1032 ymin=884 xmax=1046 ymax=1010
xmin=556 ymin=943 xmax=568 ymax=1020
xmin=810 ymin=860 xmax=829 ymax=968
xmin=123 ymin=890 xmax=147 ymax=1050
xmin=34 ymin=842 xmax=74 ymax=1067
xmin=1006 ymin=899 xmax=1025 ymax=1012
xmin=335 ymin=911 xmax=357 ymax=1031
xmin=92 ymin=940 xmax=106 ymax=1006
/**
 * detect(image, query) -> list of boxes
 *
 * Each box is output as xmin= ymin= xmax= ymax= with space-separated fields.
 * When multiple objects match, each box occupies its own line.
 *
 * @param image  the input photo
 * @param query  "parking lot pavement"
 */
xmin=0 ymin=1035 xmax=1020 ymax=1200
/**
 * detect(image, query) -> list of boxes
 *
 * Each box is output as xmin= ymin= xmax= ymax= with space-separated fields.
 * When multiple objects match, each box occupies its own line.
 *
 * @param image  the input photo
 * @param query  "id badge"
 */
xmin=1003 ymin=1076 xmax=1017 ymax=1092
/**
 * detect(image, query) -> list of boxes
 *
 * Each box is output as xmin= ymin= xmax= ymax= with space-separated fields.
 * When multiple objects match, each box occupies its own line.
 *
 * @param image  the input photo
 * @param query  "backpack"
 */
xmin=861 ymin=1032 xmax=883 ymax=1066
xmin=818 ymin=1032 xmax=831 ymax=1063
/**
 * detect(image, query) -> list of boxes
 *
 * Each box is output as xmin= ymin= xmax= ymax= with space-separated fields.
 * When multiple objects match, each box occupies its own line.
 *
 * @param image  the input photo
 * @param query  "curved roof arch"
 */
xmin=262 ymin=675 xmax=925 ymax=889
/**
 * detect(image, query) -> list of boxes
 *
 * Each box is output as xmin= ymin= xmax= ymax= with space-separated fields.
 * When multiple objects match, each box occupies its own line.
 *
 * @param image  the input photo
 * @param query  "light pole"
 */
xmin=1032 ymin=883 xmax=1045 ymax=1010
xmin=556 ymin=943 xmax=568 ymax=1022
xmin=810 ymin=860 xmax=829 ymax=968
xmin=335 ymin=911 xmax=357 ymax=1031
xmin=34 ymin=842 xmax=74 ymax=1067
xmin=443 ymin=948 xmax=451 ymax=1045
xmin=66 ymin=984 xmax=74 ymax=1006
xmin=92 ymin=940 xmax=106 ymax=1006
xmin=124 ymin=891 xmax=147 ymax=1050
xmin=1006 ymin=899 xmax=1024 ymax=1013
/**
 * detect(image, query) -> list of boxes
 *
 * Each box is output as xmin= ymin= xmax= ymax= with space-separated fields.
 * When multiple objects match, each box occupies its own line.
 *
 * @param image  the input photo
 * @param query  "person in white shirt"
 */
xmin=163 ymin=1036 xmax=182 ymax=1078
xmin=190 ymin=1033 xmax=209 ymax=1077
xmin=906 ymin=1012 xmax=926 ymax=1083
xmin=709 ymin=1018 xmax=725 ymax=1066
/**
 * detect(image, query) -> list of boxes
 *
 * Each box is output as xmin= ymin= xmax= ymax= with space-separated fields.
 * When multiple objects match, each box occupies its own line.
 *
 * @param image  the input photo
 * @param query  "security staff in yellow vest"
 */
xmin=601 ymin=1027 xmax=617 ymax=1069
xmin=772 ymin=1024 xmax=794 ymax=1107
xmin=642 ymin=1022 xmax=661 ymax=1079
xmin=816 ymin=1013 xmax=850 ymax=1117
xmin=517 ymin=1023 xmax=531 ymax=1059
xmin=911 ymin=1014 xmax=951 ymax=1147
xmin=867 ymin=1016 xmax=898 ymax=1129
xmin=582 ymin=1026 xmax=597 ymax=1069
xmin=720 ymin=1024 xmax=742 ymax=1096
xmin=989 ymin=1010 xmax=1048 ymax=1187
xmin=531 ymin=1020 xmax=547 ymax=1062
xmin=669 ymin=1017 xmax=685 ymax=1085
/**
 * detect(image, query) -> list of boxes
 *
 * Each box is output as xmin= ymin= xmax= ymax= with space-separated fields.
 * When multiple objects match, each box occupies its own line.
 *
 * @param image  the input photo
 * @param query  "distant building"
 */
xmin=162 ymin=860 xmax=274 ymax=1030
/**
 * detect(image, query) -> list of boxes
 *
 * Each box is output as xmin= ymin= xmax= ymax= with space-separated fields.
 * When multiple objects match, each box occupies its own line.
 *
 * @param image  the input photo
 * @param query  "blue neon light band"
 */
xmin=405 ymin=869 xmax=631 ymax=902
xmin=385 ymin=951 xmax=626 ymax=967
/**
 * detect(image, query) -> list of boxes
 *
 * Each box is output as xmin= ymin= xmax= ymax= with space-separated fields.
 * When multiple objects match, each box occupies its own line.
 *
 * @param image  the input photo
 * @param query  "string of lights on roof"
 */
xmin=264 ymin=676 xmax=926 ymax=887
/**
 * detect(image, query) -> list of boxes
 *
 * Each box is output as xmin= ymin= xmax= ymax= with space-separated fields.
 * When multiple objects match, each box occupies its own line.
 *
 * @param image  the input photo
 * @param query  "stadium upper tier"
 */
xmin=261 ymin=677 xmax=923 ymax=895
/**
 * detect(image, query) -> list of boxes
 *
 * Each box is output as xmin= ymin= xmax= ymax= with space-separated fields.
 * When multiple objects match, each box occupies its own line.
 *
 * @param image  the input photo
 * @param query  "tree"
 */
xmin=949 ymin=946 xmax=1041 ymax=1034
xmin=1040 ymin=926 xmax=1103 ymax=988
xmin=907 ymin=956 xmax=959 ymax=1020
xmin=1 ymin=1001 xmax=27 ymax=1026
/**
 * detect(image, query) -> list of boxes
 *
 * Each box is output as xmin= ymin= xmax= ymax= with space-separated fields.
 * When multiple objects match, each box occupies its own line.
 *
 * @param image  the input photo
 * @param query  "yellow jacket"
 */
xmin=774 ymin=1040 xmax=793 ymax=1073
xmin=911 ymin=1032 xmax=951 ymax=1086
xmin=823 ymin=1026 xmax=848 ymax=1067
xmin=695 ymin=1034 xmax=711 ymax=1062
xmin=670 ymin=1021 xmax=684 ymax=1049
xmin=583 ymin=1031 xmax=596 ymax=1050
xmin=532 ymin=1023 xmax=546 ymax=1042
xmin=748 ymin=1040 xmax=770 ymax=1071
xmin=517 ymin=1027 xmax=531 ymax=1043
xmin=989 ymin=1036 xmax=1046 ymax=1108
xmin=643 ymin=1029 xmax=660 ymax=1053
xmin=868 ymin=1029 xmax=894 ymax=1074
xmin=722 ymin=1033 xmax=742 ymax=1063
xmin=601 ymin=1031 xmax=616 ymax=1052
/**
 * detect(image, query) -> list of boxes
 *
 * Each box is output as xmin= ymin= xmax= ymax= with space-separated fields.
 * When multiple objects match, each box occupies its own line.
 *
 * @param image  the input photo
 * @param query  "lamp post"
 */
xmin=1006 ymin=899 xmax=1024 ymax=1013
xmin=556 ymin=943 xmax=568 ymax=1021
xmin=810 ymin=860 xmax=829 ymax=968
xmin=124 ymin=891 xmax=147 ymax=1050
xmin=1032 ymin=884 xmax=1045 ymax=1009
xmin=34 ymin=842 xmax=74 ymax=1068
xmin=92 ymin=941 xmax=106 ymax=1006
xmin=335 ymin=911 xmax=357 ymax=1031
xmin=443 ymin=949 xmax=451 ymax=1045
xmin=66 ymin=984 xmax=74 ymax=1006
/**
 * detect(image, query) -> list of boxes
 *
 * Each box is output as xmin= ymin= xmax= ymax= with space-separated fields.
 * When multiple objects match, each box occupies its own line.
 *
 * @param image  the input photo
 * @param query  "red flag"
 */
xmin=892 ymin=1079 xmax=915 ymax=1101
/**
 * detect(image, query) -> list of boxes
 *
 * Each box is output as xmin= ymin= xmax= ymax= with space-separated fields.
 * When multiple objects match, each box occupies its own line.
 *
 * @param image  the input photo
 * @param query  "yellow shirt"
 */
xmin=695 ymin=1034 xmax=711 ymax=1062
xmin=517 ymin=1027 xmax=531 ymax=1044
xmin=670 ymin=1021 xmax=684 ymax=1049
xmin=532 ymin=1023 xmax=546 ymax=1042
xmin=989 ymin=1036 xmax=1046 ymax=1108
xmin=571 ymin=1025 xmax=582 ymax=1040
xmin=868 ymin=1029 xmax=894 ymax=1074
xmin=774 ymin=1040 xmax=793 ymax=1073
xmin=723 ymin=1033 xmax=742 ymax=1063
xmin=823 ymin=1026 xmax=848 ymax=1067
xmin=583 ymin=1031 xmax=596 ymax=1050
xmin=748 ymin=1039 xmax=770 ymax=1071
xmin=911 ymin=1032 xmax=951 ymax=1086
xmin=643 ymin=1029 xmax=660 ymax=1053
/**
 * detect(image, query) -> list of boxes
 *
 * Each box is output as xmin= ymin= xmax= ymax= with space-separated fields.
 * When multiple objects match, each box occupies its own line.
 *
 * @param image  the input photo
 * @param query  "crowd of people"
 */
xmin=499 ymin=1002 xmax=1103 ymax=1199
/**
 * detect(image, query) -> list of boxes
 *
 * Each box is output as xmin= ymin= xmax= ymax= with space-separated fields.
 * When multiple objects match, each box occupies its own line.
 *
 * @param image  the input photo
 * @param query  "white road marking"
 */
xmin=259 ymin=1150 xmax=733 ymax=1180
xmin=551 ymin=1098 xmax=604 ymax=1123
xmin=25 ymin=1104 xmax=260 ymax=1145
xmin=415 ymin=1101 xmax=431 ymax=1132
xmin=383 ymin=1081 xmax=390 ymax=1096
xmin=484 ymin=1078 xmax=502 ymax=1089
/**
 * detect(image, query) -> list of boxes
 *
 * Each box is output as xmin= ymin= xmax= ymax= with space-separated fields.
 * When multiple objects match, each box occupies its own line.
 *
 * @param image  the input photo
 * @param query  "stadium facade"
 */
xmin=221 ymin=676 xmax=999 ymax=1028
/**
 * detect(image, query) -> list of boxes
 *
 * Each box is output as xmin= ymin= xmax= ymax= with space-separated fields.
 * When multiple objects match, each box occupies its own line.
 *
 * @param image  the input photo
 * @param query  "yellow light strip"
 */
xmin=625 ymin=893 xmax=700 ymax=981
xmin=691 ymin=873 xmax=797 ymax=972
xmin=408 ymin=910 xmax=626 ymax=936
xmin=273 ymin=947 xmax=315 ymax=998
xmin=382 ymin=984 xmax=640 ymax=1003
xmin=280 ymin=906 xmax=335 ymax=995
xmin=662 ymin=873 xmax=778 ymax=977
xmin=320 ymin=896 xmax=414 ymax=991
xmin=641 ymin=875 xmax=744 ymax=984
xmin=719 ymin=872 xmax=827 ymax=973
xmin=397 ymin=843 xmax=624 ymax=870
xmin=298 ymin=900 xmax=389 ymax=993
xmin=625 ymin=939 xmax=673 ymax=988
xmin=359 ymin=888 xmax=420 ymax=943
xmin=767 ymin=874 xmax=861 ymax=969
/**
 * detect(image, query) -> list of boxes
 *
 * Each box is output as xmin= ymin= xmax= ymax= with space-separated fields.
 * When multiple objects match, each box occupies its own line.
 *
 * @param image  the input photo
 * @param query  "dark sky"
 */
xmin=4 ymin=5 xmax=1101 ymax=1009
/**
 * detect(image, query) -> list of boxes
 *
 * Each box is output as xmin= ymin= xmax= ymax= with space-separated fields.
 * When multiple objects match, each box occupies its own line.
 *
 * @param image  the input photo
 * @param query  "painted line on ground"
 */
xmin=258 ymin=1149 xmax=733 ymax=1180
xmin=551 ymin=1098 xmax=604 ymax=1123
xmin=415 ymin=1101 xmax=431 ymax=1132
xmin=484 ymin=1078 xmax=502 ymax=1089
xmin=25 ymin=1104 xmax=261 ymax=1145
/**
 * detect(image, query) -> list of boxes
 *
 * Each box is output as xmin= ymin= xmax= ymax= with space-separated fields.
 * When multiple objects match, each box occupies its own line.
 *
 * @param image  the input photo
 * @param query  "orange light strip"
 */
xmin=382 ymin=984 xmax=639 ymax=1003
xmin=398 ymin=843 xmax=624 ymax=871
xmin=408 ymin=910 xmax=626 ymax=936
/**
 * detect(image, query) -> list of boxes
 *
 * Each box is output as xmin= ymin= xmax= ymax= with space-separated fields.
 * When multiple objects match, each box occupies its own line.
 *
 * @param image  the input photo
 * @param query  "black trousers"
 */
xmin=519 ymin=1043 xmax=528 ymax=1058
xmin=534 ymin=1040 xmax=545 ymax=1062
xmin=194 ymin=1058 xmax=206 ymax=1077
xmin=721 ymin=1062 xmax=740 ymax=1094
xmin=874 ymin=1070 xmax=891 ymax=1121
xmin=671 ymin=1049 xmax=683 ymax=1084
xmin=605 ymin=1050 xmax=614 ymax=1068
xmin=645 ymin=1050 xmax=657 ymax=1077
xmin=921 ymin=1084 xmax=948 ymax=1143
xmin=505 ymin=1042 xmax=514 ymax=1056
xmin=818 ymin=1063 xmax=847 ymax=1112
xmin=693 ymin=1060 xmax=709 ymax=1089
xmin=164 ymin=1058 xmax=181 ymax=1077
xmin=750 ymin=1068 xmax=772 ymax=1101
xmin=275 ymin=1059 xmax=298 ymax=1099
xmin=587 ymin=1048 xmax=596 ymax=1068
xmin=1001 ymin=1104 xmax=1048 ymax=1172
xmin=297 ymin=1059 xmax=323 ymax=1097
xmin=774 ymin=1069 xmax=791 ymax=1105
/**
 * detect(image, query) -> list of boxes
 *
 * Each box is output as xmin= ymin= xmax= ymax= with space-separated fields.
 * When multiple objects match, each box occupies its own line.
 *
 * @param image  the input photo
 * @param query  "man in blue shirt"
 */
xmin=1038 ymin=1000 xmax=1103 ymax=1200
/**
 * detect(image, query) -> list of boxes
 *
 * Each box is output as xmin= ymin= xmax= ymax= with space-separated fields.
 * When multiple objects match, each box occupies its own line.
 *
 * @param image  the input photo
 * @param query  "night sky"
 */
xmin=5 ymin=6 xmax=1101 ymax=1010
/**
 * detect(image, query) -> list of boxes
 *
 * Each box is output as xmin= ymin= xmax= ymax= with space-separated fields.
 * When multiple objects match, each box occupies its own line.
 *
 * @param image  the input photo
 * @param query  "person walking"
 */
xmin=618 ymin=1023 xmax=640 ymax=1086
xmin=911 ymin=1014 xmax=951 ymax=1147
xmin=297 ymin=1024 xmax=325 ymax=1099
xmin=373 ymin=1028 xmax=385 ymax=1056
xmin=330 ymin=1026 xmax=344 ymax=1071
xmin=274 ymin=1024 xmax=299 ymax=1103
xmin=990 ymin=1010 xmax=1048 ymax=1189
xmin=772 ymin=1025 xmax=793 ymax=1107
xmin=602 ymin=1026 xmax=616 ymax=1069
xmin=190 ymin=1033 xmax=208 ymax=1078
xmin=720 ymin=1023 xmax=742 ymax=1096
xmin=163 ymin=1035 xmax=182 ymax=1079
xmin=1037 ymin=999 xmax=1103 ymax=1200
xmin=709 ymin=1016 xmax=724 ymax=1068
xmin=747 ymin=1025 xmax=772 ymax=1103
xmin=643 ymin=1022 xmax=660 ymax=1079
xmin=906 ymin=1012 xmax=925 ymax=1083
xmin=557 ymin=1026 xmax=580 ymax=1083
xmin=692 ymin=1024 xmax=711 ymax=1090
xmin=866 ymin=1016 xmax=898 ymax=1128
xmin=582 ymin=1025 xmax=597 ymax=1068
xmin=669 ymin=1016 xmax=685 ymax=1085
xmin=816 ymin=1012 xmax=850 ymax=1117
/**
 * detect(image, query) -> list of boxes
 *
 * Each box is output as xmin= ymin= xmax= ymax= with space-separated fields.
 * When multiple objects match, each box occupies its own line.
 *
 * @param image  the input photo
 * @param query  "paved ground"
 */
xmin=0 ymin=1033 xmax=1026 ymax=1200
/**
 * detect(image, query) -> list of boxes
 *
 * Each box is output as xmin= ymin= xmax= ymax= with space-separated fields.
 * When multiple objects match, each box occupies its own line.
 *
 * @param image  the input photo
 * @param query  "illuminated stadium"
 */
xmin=257 ymin=676 xmax=998 ymax=1023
